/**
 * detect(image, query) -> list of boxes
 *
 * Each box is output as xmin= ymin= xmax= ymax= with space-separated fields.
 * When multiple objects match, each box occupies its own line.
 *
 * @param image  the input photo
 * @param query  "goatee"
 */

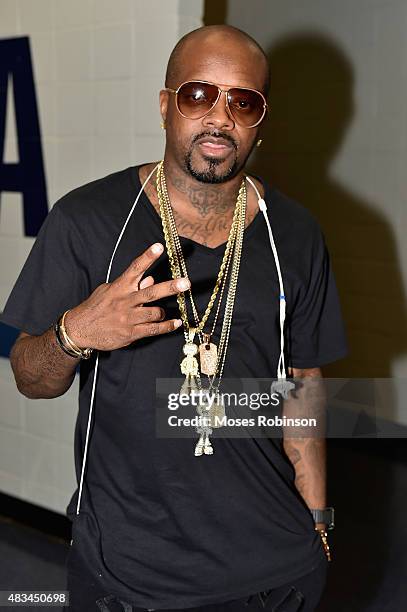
xmin=185 ymin=154 xmax=239 ymax=184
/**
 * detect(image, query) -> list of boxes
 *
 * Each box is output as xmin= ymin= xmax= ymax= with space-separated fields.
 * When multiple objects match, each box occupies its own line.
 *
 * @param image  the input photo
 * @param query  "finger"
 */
xmin=139 ymin=275 xmax=155 ymax=290
xmin=132 ymin=318 xmax=183 ymax=340
xmin=135 ymin=277 xmax=190 ymax=305
xmin=131 ymin=306 xmax=166 ymax=324
xmin=113 ymin=243 xmax=164 ymax=289
xmin=138 ymin=276 xmax=156 ymax=306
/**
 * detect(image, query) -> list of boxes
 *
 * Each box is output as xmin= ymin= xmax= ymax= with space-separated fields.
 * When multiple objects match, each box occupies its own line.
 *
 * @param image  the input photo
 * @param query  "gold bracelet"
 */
xmin=58 ymin=310 xmax=94 ymax=360
xmin=315 ymin=527 xmax=332 ymax=562
xmin=54 ymin=320 xmax=81 ymax=359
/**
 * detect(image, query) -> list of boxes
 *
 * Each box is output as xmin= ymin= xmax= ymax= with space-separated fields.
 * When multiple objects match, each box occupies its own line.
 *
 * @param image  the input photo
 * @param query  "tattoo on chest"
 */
xmin=173 ymin=211 xmax=232 ymax=245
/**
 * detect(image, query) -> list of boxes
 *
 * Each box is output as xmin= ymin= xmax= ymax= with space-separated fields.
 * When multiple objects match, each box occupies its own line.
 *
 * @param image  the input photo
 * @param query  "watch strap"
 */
xmin=310 ymin=507 xmax=335 ymax=530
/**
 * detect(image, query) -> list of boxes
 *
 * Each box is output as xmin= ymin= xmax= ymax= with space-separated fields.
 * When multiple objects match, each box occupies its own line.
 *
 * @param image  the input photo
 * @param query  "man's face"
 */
xmin=160 ymin=44 xmax=267 ymax=184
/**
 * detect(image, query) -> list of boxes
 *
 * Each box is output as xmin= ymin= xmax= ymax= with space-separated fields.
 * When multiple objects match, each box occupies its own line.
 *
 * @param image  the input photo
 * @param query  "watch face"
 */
xmin=311 ymin=508 xmax=334 ymax=529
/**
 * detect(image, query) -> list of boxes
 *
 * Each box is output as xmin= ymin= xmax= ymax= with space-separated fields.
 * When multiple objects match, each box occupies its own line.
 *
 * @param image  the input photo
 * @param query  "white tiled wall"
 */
xmin=0 ymin=358 xmax=79 ymax=513
xmin=0 ymin=0 xmax=203 ymax=513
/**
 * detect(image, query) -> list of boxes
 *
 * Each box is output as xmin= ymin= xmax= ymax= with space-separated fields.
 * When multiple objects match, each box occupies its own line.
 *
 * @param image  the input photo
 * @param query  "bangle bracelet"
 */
xmin=54 ymin=321 xmax=81 ymax=359
xmin=60 ymin=310 xmax=93 ymax=359
xmin=60 ymin=310 xmax=93 ymax=358
xmin=55 ymin=311 xmax=94 ymax=360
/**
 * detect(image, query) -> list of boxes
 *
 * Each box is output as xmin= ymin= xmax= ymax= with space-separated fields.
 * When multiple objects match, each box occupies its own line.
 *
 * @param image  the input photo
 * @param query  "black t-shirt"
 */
xmin=0 ymin=165 xmax=348 ymax=609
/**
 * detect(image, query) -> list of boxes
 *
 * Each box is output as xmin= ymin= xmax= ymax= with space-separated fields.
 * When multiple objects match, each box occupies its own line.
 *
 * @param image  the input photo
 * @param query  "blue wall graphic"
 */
xmin=0 ymin=36 xmax=49 ymax=356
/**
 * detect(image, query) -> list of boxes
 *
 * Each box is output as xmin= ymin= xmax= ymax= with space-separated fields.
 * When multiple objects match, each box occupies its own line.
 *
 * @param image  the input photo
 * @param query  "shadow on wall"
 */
xmin=247 ymin=32 xmax=407 ymax=381
xmin=205 ymin=3 xmax=407 ymax=380
xmin=247 ymin=32 xmax=406 ymax=612
xmin=202 ymin=10 xmax=407 ymax=611
xmin=244 ymin=32 xmax=407 ymax=612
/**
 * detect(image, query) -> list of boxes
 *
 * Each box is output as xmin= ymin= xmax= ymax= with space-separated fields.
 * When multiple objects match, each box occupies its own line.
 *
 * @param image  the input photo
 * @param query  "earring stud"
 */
xmin=160 ymin=120 xmax=166 ymax=130
xmin=256 ymin=139 xmax=262 ymax=147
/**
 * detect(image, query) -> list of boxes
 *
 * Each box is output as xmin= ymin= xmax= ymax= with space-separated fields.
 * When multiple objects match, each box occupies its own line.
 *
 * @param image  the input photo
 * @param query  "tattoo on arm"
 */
xmin=282 ymin=371 xmax=327 ymax=508
xmin=284 ymin=438 xmax=326 ymax=504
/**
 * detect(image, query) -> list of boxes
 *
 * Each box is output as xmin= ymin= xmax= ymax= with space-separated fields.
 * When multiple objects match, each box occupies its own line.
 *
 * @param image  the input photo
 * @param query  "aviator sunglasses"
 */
xmin=165 ymin=80 xmax=268 ymax=128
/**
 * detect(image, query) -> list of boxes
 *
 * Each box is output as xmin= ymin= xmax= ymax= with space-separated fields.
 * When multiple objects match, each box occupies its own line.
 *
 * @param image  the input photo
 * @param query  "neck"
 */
xmin=138 ymin=158 xmax=264 ymax=249
xmin=163 ymin=156 xmax=245 ymax=219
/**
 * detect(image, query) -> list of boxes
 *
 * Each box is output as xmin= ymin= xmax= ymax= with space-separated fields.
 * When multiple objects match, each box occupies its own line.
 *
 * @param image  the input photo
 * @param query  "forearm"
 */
xmin=283 ymin=437 xmax=326 ymax=511
xmin=282 ymin=371 xmax=327 ymax=517
xmin=10 ymin=327 xmax=80 ymax=399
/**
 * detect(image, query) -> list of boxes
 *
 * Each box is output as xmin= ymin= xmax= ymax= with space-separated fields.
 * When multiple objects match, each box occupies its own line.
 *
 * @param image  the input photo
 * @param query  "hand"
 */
xmin=64 ymin=242 xmax=189 ymax=351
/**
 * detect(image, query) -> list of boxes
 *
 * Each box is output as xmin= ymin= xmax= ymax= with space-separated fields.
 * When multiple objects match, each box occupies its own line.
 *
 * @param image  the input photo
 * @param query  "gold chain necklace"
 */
xmin=156 ymin=161 xmax=247 ymax=455
xmin=195 ymin=195 xmax=246 ymax=455
xmin=157 ymin=162 xmax=242 ymax=336
xmin=157 ymin=165 xmax=240 ymax=379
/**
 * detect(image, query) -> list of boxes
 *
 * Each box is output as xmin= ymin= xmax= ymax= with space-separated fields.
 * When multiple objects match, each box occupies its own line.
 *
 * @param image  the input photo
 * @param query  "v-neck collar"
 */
xmin=131 ymin=165 xmax=274 ymax=257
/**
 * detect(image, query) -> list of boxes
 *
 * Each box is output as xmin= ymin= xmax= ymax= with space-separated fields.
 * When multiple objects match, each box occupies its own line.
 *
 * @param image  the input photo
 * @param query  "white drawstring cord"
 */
xmin=75 ymin=163 xmax=159 ymax=516
xmin=245 ymin=175 xmax=287 ymax=380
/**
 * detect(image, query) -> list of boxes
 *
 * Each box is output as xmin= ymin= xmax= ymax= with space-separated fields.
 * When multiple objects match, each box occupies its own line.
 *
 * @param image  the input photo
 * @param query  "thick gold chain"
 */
xmin=156 ymin=161 xmax=247 ymax=390
xmin=156 ymin=165 xmax=189 ymax=329
xmin=157 ymin=162 xmax=241 ymax=336
xmin=156 ymin=162 xmax=244 ymax=336
xmin=159 ymin=189 xmax=236 ymax=345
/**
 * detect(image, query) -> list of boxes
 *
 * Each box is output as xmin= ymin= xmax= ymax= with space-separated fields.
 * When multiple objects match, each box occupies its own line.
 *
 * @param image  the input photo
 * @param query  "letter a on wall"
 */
xmin=0 ymin=37 xmax=48 ymax=236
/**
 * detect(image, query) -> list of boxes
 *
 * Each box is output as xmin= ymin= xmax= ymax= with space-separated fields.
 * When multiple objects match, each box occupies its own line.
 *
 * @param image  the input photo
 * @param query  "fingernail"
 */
xmin=177 ymin=278 xmax=190 ymax=291
xmin=151 ymin=243 xmax=163 ymax=254
xmin=174 ymin=319 xmax=183 ymax=328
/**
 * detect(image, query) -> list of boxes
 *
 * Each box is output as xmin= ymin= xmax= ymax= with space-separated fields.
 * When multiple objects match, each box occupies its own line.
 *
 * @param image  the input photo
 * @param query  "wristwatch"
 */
xmin=310 ymin=507 xmax=335 ymax=530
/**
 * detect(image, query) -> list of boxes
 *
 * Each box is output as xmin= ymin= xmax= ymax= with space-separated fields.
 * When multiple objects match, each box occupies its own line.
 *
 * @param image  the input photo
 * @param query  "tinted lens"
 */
xmin=227 ymin=88 xmax=265 ymax=126
xmin=177 ymin=82 xmax=219 ymax=118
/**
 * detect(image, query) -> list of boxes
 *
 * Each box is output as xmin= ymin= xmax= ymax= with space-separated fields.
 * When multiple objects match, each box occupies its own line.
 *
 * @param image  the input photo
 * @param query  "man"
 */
xmin=1 ymin=25 xmax=347 ymax=612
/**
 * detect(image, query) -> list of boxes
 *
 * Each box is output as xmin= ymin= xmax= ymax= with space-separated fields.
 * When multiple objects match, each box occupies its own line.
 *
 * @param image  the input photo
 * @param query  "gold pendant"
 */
xmin=180 ymin=328 xmax=199 ymax=397
xmin=194 ymin=421 xmax=214 ymax=456
xmin=199 ymin=333 xmax=218 ymax=376
xmin=195 ymin=390 xmax=217 ymax=455
xmin=180 ymin=328 xmax=198 ymax=376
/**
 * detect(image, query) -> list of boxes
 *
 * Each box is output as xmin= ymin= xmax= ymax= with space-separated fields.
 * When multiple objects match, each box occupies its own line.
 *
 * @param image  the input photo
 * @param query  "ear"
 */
xmin=159 ymin=89 xmax=169 ymax=124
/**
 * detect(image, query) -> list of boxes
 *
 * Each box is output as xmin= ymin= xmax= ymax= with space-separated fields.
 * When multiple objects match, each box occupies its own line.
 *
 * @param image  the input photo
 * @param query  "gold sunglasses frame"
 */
xmin=165 ymin=79 xmax=268 ymax=128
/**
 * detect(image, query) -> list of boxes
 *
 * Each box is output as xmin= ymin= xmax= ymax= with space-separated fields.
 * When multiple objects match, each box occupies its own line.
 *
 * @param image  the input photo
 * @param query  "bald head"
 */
xmin=165 ymin=25 xmax=270 ymax=96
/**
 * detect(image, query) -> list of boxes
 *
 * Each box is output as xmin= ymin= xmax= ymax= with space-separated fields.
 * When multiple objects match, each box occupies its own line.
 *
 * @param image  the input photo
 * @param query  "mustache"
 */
xmin=191 ymin=131 xmax=237 ymax=149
